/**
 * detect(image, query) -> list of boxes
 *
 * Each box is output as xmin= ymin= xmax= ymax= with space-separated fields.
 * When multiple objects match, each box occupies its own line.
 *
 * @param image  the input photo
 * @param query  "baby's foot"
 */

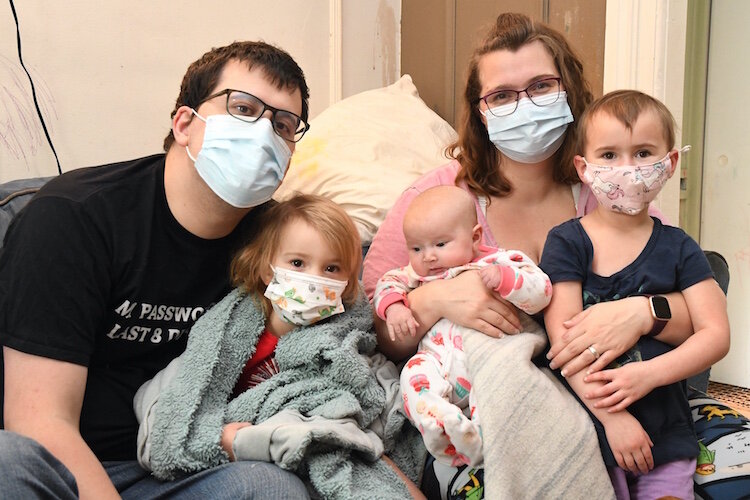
xmin=443 ymin=411 xmax=483 ymax=467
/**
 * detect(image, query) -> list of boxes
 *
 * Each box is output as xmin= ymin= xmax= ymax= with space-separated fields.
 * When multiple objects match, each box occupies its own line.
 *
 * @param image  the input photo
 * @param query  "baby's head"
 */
xmin=231 ymin=194 xmax=361 ymax=318
xmin=403 ymin=185 xmax=483 ymax=277
xmin=574 ymin=90 xmax=682 ymax=215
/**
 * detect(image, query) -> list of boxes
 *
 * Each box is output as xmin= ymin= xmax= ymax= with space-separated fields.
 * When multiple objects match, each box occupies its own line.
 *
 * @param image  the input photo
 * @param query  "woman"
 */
xmin=363 ymin=12 xmax=692 ymax=375
xmin=363 ymin=12 xmax=694 ymax=498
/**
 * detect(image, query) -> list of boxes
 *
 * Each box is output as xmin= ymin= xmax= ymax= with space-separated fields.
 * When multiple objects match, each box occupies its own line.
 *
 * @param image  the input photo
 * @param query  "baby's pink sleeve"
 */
xmin=482 ymin=250 xmax=552 ymax=314
xmin=372 ymin=267 xmax=414 ymax=320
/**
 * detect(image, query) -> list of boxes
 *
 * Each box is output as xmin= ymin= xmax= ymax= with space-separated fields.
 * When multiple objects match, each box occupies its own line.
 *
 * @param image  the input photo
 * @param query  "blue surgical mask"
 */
xmin=484 ymin=92 xmax=574 ymax=164
xmin=186 ymin=111 xmax=291 ymax=208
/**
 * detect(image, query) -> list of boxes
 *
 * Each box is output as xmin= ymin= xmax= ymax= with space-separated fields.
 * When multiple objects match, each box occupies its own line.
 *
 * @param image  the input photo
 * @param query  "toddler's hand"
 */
xmin=221 ymin=422 xmax=253 ymax=461
xmin=604 ymin=413 xmax=654 ymax=475
xmin=584 ymin=361 xmax=656 ymax=412
xmin=385 ymin=303 xmax=420 ymax=342
xmin=479 ymin=265 xmax=503 ymax=290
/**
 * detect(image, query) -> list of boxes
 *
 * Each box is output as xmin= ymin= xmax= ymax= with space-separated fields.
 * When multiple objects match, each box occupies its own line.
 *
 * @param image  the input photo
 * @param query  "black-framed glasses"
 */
xmin=478 ymin=77 xmax=562 ymax=117
xmin=199 ymin=89 xmax=310 ymax=142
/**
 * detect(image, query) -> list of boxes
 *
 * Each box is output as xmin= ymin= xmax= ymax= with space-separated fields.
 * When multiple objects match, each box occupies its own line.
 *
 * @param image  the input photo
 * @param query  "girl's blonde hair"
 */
xmin=449 ymin=12 xmax=593 ymax=199
xmin=231 ymin=194 xmax=362 ymax=317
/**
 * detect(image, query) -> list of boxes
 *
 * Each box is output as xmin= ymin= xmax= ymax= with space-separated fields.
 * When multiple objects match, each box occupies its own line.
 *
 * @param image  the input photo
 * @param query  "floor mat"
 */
xmin=707 ymin=381 xmax=750 ymax=417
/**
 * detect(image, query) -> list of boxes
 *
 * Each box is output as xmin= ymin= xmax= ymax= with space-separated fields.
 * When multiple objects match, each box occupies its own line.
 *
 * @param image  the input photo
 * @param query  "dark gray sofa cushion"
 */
xmin=0 ymin=176 xmax=54 ymax=248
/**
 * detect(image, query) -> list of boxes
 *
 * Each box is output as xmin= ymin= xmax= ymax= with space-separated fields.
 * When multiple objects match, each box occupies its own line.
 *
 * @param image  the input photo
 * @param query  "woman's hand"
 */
xmin=221 ymin=422 xmax=253 ymax=461
xmin=583 ymin=361 xmax=656 ymax=412
xmin=413 ymin=270 xmax=522 ymax=338
xmin=376 ymin=270 xmax=521 ymax=361
xmin=547 ymin=296 xmax=651 ymax=377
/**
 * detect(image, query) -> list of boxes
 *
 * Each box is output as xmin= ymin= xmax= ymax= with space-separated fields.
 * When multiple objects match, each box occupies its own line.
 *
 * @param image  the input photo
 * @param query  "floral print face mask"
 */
xmin=263 ymin=265 xmax=347 ymax=326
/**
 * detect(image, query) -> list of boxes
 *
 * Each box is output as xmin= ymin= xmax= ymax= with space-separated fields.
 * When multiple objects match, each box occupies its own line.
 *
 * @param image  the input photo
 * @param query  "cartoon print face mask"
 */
xmin=263 ymin=266 xmax=347 ymax=326
xmin=582 ymin=147 xmax=689 ymax=215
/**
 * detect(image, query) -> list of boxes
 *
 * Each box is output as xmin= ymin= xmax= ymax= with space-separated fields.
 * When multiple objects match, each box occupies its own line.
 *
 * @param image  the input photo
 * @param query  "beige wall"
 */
xmin=0 ymin=0 xmax=401 ymax=182
xmin=341 ymin=0 xmax=401 ymax=98
xmin=700 ymin=0 xmax=750 ymax=388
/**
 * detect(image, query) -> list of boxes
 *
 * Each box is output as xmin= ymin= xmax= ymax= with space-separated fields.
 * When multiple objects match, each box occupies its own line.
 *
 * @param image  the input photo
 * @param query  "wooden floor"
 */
xmin=707 ymin=381 xmax=750 ymax=418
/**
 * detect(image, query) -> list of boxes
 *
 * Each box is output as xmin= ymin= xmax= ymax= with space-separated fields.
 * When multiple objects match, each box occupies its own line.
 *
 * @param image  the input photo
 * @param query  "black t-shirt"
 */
xmin=540 ymin=217 xmax=713 ymax=467
xmin=0 ymin=155 xmax=270 ymax=460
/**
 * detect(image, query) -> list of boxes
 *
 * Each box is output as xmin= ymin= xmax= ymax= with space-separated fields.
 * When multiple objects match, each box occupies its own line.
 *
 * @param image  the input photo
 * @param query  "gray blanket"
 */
xmin=138 ymin=288 xmax=424 ymax=499
xmin=464 ymin=313 xmax=616 ymax=499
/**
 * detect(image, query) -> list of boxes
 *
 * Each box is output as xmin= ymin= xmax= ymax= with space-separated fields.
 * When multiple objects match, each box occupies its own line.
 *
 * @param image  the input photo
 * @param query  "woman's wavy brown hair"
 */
xmin=230 ymin=194 xmax=361 ymax=318
xmin=449 ymin=12 xmax=593 ymax=199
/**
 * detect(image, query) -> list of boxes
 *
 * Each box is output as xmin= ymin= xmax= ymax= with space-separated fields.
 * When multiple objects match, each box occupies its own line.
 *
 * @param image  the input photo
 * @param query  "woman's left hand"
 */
xmin=547 ymin=296 xmax=651 ymax=377
xmin=582 ymin=361 xmax=655 ymax=412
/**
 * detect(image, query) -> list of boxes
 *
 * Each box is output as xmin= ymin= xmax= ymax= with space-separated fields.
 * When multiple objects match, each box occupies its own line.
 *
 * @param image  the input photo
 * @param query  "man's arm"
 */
xmin=4 ymin=347 xmax=119 ymax=499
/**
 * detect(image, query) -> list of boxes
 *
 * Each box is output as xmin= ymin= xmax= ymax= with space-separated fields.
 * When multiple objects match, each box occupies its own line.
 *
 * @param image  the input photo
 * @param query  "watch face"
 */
xmin=651 ymin=295 xmax=672 ymax=320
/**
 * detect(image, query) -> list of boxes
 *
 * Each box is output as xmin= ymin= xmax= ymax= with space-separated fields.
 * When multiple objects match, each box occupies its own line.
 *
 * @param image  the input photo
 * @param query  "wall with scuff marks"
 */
xmin=341 ymin=0 xmax=400 ymax=98
xmin=698 ymin=0 xmax=750 ymax=388
xmin=0 ymin=0 xmax=401 ymax=182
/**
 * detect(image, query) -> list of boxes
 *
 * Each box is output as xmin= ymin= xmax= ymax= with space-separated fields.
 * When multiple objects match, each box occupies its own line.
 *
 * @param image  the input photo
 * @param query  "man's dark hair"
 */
xmin=163 ymin=41 xmax=309 ymax=151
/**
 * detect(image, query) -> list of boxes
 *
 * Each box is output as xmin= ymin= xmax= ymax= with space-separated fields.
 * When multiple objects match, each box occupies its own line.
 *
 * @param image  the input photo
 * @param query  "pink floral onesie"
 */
xmin=373 ymin=246 xmax=552 ymax=466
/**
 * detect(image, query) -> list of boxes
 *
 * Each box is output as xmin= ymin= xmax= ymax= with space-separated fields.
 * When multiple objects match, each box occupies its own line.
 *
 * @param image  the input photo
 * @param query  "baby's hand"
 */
xmin=385 ymin=302 xmax=420 ymax=342
xmin=479 ymin=265 xmax=503 ymax=290
xmin=604 ymin=413 xmax=654 ymax=475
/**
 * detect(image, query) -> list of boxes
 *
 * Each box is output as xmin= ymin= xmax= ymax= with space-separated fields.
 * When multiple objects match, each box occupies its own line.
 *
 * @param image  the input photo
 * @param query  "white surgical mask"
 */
xmin=484 ymin=92 xmax=574 ymax=163
xmin=264 ymin=266 xmax=348 ymax=326
xmin=582 ymin=147 xmax=688 ymax=215
xmin=186 ymin=111 xmax=291 ymax=208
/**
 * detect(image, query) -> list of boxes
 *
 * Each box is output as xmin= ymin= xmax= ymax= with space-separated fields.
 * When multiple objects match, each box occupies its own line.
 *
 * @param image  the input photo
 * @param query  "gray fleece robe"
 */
xmin=133 ymin=287 xmax=426 ymax=500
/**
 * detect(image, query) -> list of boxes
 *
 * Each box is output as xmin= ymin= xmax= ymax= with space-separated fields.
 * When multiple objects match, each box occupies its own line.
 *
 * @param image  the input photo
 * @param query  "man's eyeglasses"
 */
xmin=199 ymin=89 xmax=310 ymax=142
xmin=478 ymin=77 xmax=562 ymax=117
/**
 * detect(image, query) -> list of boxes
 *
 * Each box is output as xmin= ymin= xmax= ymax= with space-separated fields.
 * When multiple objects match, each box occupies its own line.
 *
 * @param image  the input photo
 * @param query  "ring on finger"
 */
xmin=587 ymin=345 xmax=600 ymax=360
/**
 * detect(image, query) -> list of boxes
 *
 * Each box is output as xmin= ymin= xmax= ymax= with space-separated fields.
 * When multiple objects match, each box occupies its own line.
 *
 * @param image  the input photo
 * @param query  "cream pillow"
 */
xmin=274 ymin=75 xmax=458 ymax=243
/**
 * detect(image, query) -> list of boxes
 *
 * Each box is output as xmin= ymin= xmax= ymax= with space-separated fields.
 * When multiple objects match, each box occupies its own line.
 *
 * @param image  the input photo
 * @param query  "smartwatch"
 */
xmin=646 ymin=295 xmax=671 ymax=337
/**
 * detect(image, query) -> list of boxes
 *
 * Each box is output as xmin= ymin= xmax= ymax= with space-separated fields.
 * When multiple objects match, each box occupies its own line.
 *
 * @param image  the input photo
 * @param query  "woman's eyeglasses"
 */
xmin=479 ymin=77 xmax=562 ymax=117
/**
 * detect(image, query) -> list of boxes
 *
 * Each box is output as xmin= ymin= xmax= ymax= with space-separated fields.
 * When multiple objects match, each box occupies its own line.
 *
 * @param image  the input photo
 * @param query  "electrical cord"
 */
xmin=9 ymin=0 xmax=62 ymax=175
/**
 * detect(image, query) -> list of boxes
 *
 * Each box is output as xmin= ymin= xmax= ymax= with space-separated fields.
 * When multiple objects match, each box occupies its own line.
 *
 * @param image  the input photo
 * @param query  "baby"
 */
xmin=541 ymin=90 xmax=730 ymax=499
xmin=373 ymin=185 xmax=552 ymax=466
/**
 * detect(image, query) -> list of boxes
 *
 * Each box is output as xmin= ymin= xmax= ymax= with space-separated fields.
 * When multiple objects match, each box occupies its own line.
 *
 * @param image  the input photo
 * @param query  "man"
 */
xmin=0 ymin=41 xmax=311 ymax=499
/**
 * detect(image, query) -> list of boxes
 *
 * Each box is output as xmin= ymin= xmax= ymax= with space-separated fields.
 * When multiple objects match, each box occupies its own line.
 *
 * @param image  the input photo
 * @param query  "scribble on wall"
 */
xmin=0 ymin=54 xmax=57 ymax=170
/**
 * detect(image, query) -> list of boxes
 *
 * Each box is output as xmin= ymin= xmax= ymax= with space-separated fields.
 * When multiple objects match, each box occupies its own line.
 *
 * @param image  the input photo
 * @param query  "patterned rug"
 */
xmin=708 ymin=381 xmax=750 ymax=417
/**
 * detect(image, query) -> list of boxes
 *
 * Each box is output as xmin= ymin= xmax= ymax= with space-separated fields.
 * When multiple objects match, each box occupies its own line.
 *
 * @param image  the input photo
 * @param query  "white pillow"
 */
xmin=274 ymin=75 xmax=458 ymax=243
